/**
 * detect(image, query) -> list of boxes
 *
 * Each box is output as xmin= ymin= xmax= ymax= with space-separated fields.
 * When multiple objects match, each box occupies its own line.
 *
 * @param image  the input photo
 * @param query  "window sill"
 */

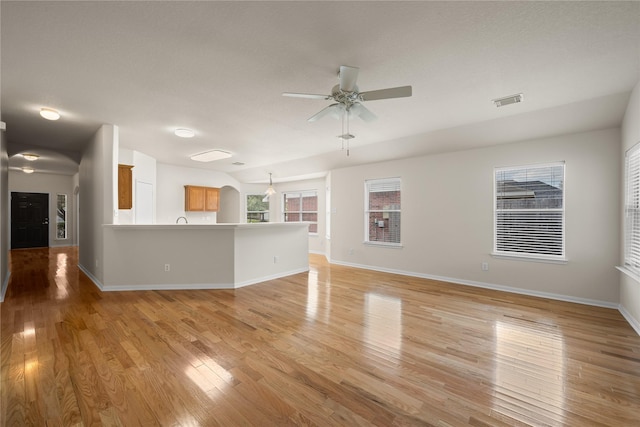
xmin=363 ymin=241 xmax=403 ymax=249
xmin=616 ymin=266 xmax=640 ymax=283
xmin=491 ymin=252 xmax=568 ymax=264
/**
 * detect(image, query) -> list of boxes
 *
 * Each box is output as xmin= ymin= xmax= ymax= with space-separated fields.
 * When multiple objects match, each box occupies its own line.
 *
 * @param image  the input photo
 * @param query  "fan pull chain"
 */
xmin=346 ymin=109 xmax=350 ymax=156
xmin=341 ymin=110 xmax=345 ymax=151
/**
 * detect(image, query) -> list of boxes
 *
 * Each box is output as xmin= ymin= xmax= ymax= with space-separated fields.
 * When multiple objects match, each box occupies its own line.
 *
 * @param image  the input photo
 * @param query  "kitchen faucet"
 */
xmin=176 ymin=216 xmax=188 ymax=224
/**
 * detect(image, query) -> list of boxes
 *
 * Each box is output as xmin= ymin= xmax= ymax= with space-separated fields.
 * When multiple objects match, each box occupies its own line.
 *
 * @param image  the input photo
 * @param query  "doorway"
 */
xmin=11 ymin=192 xmax=49 ymax=249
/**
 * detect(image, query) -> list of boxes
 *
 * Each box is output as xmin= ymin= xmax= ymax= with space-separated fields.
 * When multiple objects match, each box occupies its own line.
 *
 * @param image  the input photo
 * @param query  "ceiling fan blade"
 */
xmin=308 ymin=103 xmax=341 ymax=122
xmin=360 ymin=85 xmax=412 ymax=101
xmin=282 ymin=92 xmax=331 ymax=100
xmin=349 ymin=103 xmax=377 ymax=122
xmin=339 ymin=66 xmax=359 ymax=92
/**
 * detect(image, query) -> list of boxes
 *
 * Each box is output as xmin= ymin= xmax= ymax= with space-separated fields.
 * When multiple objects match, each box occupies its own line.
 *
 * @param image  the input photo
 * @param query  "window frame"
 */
xmin=493 ymin=162 xmax=566 ymax=263
xmin=245 ymin=194 xmax=270 ymax=223
xmin=364 ymin=177 xmax=402 ymax=247
xmin=56 ymin=193 xmax=67 ymax=240
xmin=624 ymin=143 xmax=640 ymax=276
xmin=282 ymin=190 xmax=318 ymax=234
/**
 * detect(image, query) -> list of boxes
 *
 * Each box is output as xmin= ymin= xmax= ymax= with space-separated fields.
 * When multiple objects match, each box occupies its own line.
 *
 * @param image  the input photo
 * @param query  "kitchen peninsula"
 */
xmin=101 ymin=222 xmax=309 ymax=290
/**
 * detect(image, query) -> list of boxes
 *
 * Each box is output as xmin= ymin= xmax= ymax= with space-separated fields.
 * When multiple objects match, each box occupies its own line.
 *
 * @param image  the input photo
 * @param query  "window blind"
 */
xmin=494 ymin=163 xmax=565 ymax=258
xmin=365 ymin=178 xmax=401 ymax=244
xmin=625 ymin=144 xmax=640 ymax=273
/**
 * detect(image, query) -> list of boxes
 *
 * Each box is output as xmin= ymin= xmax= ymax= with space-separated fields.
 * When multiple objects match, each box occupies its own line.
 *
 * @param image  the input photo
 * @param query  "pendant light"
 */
xmin=263 ymin=173 xmax=276 ymax=202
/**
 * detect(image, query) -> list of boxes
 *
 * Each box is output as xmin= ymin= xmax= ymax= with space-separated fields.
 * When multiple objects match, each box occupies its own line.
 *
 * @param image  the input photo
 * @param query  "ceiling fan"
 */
xmin=283 ymin=65 xmax=412 ymax=123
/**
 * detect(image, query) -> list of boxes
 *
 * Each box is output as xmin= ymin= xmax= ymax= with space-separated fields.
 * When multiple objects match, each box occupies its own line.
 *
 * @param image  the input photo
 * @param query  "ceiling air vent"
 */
xmin=492 ymin=93 xmax=523 ymax=107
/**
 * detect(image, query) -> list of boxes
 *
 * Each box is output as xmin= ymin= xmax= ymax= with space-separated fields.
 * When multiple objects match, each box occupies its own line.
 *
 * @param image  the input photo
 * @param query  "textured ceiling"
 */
xmin=2 ymin=1 xmax=639 ymax=181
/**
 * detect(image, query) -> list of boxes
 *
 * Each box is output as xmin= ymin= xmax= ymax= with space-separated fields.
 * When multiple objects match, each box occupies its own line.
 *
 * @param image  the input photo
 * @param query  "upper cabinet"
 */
xmin=118 ymin=164 xmax=134 ymax=209
xmin=185 ymin=185 xmax=219 ymax=212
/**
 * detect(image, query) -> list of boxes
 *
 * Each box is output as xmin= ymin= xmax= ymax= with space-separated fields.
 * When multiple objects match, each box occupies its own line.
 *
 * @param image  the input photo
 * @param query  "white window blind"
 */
xmin=365 ymin=178 xmax=401 ymax=245
xmin=494 ymin=163 xmax=565 ymax=259
xmin=625 ymin=143 xmax=640 ymax=274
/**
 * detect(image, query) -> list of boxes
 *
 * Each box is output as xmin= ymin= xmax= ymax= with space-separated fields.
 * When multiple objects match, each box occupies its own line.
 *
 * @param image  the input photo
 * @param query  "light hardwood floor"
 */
xmin=1 ymin=247 xmax=640 ymax=426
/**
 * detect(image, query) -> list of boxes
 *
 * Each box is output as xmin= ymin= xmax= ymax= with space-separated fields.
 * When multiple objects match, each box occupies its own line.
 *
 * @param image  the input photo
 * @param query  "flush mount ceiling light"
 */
xmin=22 ymin=153 xmax=39 ymax=161
xmin=174 ymin=128 xmax=195 ymax=138
xmin=492 ymin=93 xmax=524 ymax=107
xmin=22 ymin=167 xmax=35 ymax=174
xmin=189 ymin=149 xmax=232 ymax=162
xmin=40 ymin=107 xmax=60 ymax=120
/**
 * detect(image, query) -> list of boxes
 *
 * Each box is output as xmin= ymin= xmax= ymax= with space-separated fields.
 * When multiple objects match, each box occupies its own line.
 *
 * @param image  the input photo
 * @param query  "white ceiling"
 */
xmin=2 ymin=1 xmax=639 ymax=182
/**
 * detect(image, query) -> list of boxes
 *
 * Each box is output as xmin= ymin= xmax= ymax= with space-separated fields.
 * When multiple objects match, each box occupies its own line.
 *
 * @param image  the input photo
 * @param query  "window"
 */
xmin=246 ymin=194 xmax=269 ymax=223
xmin=365 ymin=178 xmax=401 ymax=245
xmin=494 ymin=163 xmax=565 ymax=260
xmin=624 ymin=143 xmax=640 ymax=275
xmin=56 ymin=194 xmax=67 ymax=239
xmin=283 ymin=191 xmax=317 ymax=233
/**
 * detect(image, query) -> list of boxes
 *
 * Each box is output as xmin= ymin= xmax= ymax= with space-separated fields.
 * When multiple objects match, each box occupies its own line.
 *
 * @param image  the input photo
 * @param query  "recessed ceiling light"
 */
xmin=232 ymin=162 xmax=245 ymax=166
xmin=22 ymin=153 xmax=39 ymax=161
xmin=40 ymin=107 xmax=60 ymax=120
xmin=22 ymin=167 xmax=35 ymax=174
xmin=174 ymin=128 xmax=195 ymax=138
xmin=190 ymin=150 xmax=232 ymax=162
xmin=492 ymin=93 xmax=524 ymax=107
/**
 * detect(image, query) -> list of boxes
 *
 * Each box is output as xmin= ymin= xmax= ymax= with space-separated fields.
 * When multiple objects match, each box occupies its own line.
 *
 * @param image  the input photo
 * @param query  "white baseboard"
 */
xmin=78 ymin=264 xmax=104 ymax=291
xmin=87 ymin=267 xmax=310 ymax=292
xmin=0 ymin=271 xmax=11 ymax=303
xmin=329 ymin=259 xmax=618 ymax=309
xmin=234 ymin=267 xmax=310 ymax=289
xmin=619 ymin=304 xmax=640 ymax=336
xmin=101 ymin=282 xmax=235 ymax=291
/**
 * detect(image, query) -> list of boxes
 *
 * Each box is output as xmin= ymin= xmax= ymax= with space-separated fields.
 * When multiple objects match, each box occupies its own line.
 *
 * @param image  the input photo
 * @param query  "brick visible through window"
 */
xmin=365 ymin=178 xmax=401 ymax=245
xmin=283 ymin=191 xmax=318 ymax=233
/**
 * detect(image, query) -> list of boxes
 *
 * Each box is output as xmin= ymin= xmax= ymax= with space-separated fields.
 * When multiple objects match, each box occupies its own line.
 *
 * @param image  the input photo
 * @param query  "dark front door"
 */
xmin=11 ymin=192 xmax=49 ymax=249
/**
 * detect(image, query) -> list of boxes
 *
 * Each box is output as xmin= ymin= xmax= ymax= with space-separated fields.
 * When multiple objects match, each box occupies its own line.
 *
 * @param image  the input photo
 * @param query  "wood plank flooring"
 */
xmin=1 ymin=247 xmax=640 ymax=426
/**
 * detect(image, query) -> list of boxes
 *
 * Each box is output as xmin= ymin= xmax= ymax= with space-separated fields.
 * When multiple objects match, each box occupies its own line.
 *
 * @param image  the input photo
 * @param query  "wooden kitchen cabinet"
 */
xmin=118 ymin=164 xmax=134 ymax=209
xmin=205 ymin=187 xmax=219 ymax=211
xmin=185 ymin=185 xmax=219 ymax=212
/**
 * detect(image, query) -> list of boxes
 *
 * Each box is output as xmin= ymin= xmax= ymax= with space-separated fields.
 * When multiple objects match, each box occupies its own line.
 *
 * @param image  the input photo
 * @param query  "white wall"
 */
xmin=273 ymin=177 xmax=327 ymax=254
xmin=0 ymin=123 xmax=9 ymax=301
xmin=79 ymin=124 xmax=117 ymax=284
xmin=217 ymin=186 xmax=241 ymax=223
xmin=330 ymin=128 xmax=621 ymax=305
xmin=102 ymin=223 xmax=308 ymax=289
xmin=155 ymin=163 xmax=241 ymax=224
xmin=620 ymin=80 xmax=640 ymax=331
xmin=9 ymin=171 xmax=76 ymax=247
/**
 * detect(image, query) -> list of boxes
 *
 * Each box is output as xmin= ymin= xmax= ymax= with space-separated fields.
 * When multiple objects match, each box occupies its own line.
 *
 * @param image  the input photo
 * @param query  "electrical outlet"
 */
xmin=273 ymin=256 xmax=279 ymax=264
xmin=481 ymin=262 xmax=489 ymax=271
xmin=164 ymin=264 xmax=170 ymax=272
xmin=348 ymin=248 xmax=354 ymax=255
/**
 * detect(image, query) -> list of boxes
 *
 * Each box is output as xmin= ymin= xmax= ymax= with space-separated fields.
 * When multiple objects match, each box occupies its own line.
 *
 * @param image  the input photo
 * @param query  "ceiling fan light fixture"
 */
xmin=174 ymin=128 xmax=195 ymax=138
xmin=492 ymin=93 xmax=524 ymax=107
xmin=22 ymin=153 xmax=39 ymax=161
xmin=190 ymin=149 xmax=232 ymax=162
xmin=22 ymin=166 xmax=35 ymax=174
xmin=337 ymin=134 xmax=355 ymax=140
xmin=40 ymin=107 xmax=60 ymax=120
